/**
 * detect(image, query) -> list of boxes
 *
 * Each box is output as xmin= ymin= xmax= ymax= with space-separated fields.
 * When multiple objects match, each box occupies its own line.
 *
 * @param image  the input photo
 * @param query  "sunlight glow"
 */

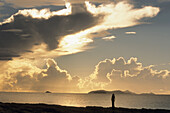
xmin=102 ymin=35 xmax=116 ymax=40
xmin=125 ymin=32 xmax=136 ymax=34
xmin=0 ymin=1 xmax=160 ymax=56
xmin=58 ymin=1 xmax=159 ymax=54
xmin=58 ymin=31 xmax=93 ymax=54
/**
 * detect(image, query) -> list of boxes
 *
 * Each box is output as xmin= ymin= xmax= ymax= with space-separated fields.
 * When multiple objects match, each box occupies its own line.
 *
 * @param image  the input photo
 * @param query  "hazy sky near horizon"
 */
xmin=0 ymin=0 xmax=170 ymax=94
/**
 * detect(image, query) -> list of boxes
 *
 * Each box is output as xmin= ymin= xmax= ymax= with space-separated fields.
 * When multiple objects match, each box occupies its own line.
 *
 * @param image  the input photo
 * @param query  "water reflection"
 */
xmin=0 ymin=92 xmax=170 ymax=110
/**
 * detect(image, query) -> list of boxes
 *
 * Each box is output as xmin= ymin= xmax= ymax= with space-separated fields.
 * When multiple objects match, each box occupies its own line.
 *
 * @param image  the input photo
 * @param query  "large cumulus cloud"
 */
xmin=88 ymin=57 xmax=170 ymax=94
xmin=0 ymin=57 xmax=170 ymax=94
xmin=90 ymin=57 xmax=142 ymax=82
xmin=1 ymin=59 xmax=80 ymax=92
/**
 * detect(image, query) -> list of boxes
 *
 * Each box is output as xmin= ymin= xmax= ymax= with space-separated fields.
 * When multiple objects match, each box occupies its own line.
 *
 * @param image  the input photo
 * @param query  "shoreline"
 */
xmin=0 ymin=102 xmax=170 ymax=113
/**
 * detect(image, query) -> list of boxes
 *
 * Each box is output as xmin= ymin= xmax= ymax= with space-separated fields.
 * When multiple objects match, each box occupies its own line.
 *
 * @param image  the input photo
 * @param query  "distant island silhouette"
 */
xmin=45 ymin=91 xmax=52 ymax=93
xmin=88 ymin=90 xmax=156 ymax=95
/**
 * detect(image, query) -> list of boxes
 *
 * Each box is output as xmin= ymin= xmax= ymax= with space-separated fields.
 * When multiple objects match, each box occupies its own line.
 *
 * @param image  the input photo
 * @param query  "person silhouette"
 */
xmin=111 ymin=93 xmax=115 ymax=110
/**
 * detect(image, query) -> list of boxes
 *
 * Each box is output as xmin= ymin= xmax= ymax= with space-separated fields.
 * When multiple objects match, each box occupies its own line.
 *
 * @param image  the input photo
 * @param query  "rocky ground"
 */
xmin=0 ymin=102 xmax=170 ymax=113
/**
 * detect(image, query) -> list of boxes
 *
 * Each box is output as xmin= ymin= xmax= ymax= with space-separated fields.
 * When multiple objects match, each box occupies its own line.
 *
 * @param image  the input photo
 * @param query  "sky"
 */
xmin=0 ymin=0 xmax=170 ymax=94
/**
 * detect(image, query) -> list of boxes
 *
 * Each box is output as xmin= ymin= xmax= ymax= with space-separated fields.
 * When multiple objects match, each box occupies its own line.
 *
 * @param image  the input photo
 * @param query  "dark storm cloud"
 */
xmin=0 ymin=0 xmax=17 ymax=22
xmin=0 ymin=48 xmax=20 ymax=60
xmin=0 ymin=4 xmax=101 ymax=60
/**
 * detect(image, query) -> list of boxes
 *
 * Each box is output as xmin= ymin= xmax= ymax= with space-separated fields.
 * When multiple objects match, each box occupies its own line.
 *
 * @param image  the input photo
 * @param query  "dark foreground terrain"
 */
xmin=0 ymin=102 xmax=170 ymax=113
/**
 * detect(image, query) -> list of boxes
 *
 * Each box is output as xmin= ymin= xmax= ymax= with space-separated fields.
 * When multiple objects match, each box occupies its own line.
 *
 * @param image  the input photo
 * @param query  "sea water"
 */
xmin=0 ymin=92 xmax=170 ymax=110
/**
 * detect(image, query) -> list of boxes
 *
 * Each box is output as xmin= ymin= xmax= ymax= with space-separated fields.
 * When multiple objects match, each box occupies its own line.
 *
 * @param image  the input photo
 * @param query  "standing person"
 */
xmin=111 ymin=93 xmax=115 ymax=110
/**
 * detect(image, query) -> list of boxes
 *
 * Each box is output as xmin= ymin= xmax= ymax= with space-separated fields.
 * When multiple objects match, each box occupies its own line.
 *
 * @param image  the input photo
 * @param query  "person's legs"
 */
xmin=112 ymin=101 xmax=115 ymax=113
xmin=112 ymin=102 xmax=115 ymax=110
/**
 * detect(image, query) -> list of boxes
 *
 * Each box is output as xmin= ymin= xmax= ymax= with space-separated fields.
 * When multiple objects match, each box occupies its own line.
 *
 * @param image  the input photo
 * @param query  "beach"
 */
xmin=0 ymin=102 xmax=170 ymax=113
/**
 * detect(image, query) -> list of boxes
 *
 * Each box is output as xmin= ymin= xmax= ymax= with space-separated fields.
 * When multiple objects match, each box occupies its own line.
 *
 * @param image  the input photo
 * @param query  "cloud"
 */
xmin=1 ymin=59 xmax=80 ymax=92
xmin=88 ymin=57 xmax=170 ymax=94
xmin=0 ymin=57 xmax=170 ymax=94
xmin=90 ymin=57 xmax=142 ymax=82
xmin=0 ymin=3 xmax=100 ymax=60
xmin=0 ymin=1 xmax=18 ymax=22
xmin=0 ymin=1 xmax=160 ymax=61
xmin=85 ymin=1 xmax=159 ymax=28
xmin=108 ymin=68 xmax=170 ymax=94
xmin=102 ymin=35 xmax=116 ymax=41
xmin=67 ymin=0 xmax=110 ymax=4
xmin=32 ymin=59 xmax=80 ymax=92
xmin=4 ymin=0 xmax=65 ymax=8
xmin=58 ymin=1 xmax=160 ymax=55
xmin=4 ymin=0 xmax=111 ymax=8
xmin=0 ymin=1 xmax=164 ymax=93
xmin=125 ymin=31 xmax=136 ymax=34
xmin=0 ymin=1 xmax=8 ymax=19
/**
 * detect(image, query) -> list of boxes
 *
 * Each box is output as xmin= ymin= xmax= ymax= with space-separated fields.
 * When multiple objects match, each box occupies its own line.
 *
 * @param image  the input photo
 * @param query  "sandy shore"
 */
xmin=0 ymin=102 xmax=170 ymax=113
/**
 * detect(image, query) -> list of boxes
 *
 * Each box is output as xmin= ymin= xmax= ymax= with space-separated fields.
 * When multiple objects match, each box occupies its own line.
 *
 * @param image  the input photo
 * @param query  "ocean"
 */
xmin=0 ymin=92 xmax=170 ymax=110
